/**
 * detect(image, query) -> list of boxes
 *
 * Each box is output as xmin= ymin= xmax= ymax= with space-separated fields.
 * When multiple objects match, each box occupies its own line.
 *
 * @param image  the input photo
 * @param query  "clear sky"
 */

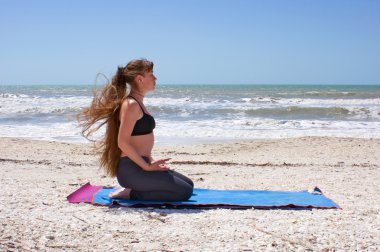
xmin=1 ymin=0 xmax=379 ymax=85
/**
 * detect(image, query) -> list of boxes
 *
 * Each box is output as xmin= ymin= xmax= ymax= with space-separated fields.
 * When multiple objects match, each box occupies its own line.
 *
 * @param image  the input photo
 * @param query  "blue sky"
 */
xmin=1 ymin=0 xmax=379 ymax=85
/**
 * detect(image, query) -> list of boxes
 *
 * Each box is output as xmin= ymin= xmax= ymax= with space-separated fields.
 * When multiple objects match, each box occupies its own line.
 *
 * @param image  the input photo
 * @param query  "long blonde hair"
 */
xmin=78 ymin=59 xmax=154 ymax=177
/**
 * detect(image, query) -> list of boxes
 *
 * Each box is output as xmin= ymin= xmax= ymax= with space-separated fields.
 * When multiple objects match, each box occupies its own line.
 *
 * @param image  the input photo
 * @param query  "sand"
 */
xmin=0 ymin=136 xmax=379 ymax=251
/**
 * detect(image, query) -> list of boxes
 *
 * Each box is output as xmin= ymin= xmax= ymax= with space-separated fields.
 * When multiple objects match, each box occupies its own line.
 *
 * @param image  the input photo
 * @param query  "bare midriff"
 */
xmin=121 ymin=133 xmax=154 ymax=160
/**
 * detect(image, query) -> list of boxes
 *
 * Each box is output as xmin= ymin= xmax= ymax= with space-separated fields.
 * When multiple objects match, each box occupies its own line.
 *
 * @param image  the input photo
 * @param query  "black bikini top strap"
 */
xmin=128 ymin=96 xmax=145 ymax=113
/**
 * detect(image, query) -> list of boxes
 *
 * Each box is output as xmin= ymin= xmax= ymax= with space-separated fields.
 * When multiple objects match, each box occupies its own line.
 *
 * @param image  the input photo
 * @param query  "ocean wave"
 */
xmin=0 ymin=93 xmax=30 ymax=98
xmin=215 ymin=106 xmax=379 ymax=120
xmin=245 ymin=106 xmax=351 ymax=119
xmin=1 ymin=93 xmax=379 ymax=121
xmin=277 ymin=91 xmax=357 ymax=97
xmin=1 ymin=84 xmax=379 ymax=143
xmin=149 ymin=97 xmax=380 ymax=120
xmin=149 ymin=96 xmax=380 ymax=108
xmin=246 ymin=97 xmax=380 ymax=106
xmin=0 ymin=106 xmax=84 ymax=116
xmin=0 ymin=95 xmax=91 ymax=115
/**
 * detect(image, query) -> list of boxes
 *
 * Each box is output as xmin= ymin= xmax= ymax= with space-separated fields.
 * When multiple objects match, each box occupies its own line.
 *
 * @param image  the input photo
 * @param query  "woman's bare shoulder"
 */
xmin=120 ymin=97 xmax=141 ymax=118
xmin=121 ymin=97 xmax=139 ymax=110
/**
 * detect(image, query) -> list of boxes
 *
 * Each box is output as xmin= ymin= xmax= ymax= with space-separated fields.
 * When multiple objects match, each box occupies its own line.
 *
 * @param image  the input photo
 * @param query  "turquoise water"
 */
xmin=0 ymin=84 xmax=379 ymax=144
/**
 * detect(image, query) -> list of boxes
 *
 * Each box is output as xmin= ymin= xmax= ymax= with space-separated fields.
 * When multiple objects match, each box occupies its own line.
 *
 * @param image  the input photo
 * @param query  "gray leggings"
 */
xmin=117 ymin=156 xmax=194 ymax=201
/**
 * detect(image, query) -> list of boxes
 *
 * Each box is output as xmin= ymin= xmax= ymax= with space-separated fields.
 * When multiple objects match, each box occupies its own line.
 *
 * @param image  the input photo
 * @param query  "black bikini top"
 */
xmin=128 ymin=96 xmax=155 ymax=136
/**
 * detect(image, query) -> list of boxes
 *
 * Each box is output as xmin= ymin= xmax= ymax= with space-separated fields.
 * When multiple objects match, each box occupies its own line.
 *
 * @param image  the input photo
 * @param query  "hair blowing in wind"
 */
xmin=77 ymin=59 xmax=154 ymax=177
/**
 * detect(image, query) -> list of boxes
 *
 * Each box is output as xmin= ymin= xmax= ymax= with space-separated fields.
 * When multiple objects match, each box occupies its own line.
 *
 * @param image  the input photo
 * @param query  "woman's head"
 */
xmin=113 ymin=59 xmax=155 ymax=94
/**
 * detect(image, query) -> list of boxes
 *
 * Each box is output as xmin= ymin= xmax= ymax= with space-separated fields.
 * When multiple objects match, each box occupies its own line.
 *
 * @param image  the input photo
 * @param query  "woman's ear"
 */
xmin=134 ymin=74 xmax=143 ymax=85
xmin=133 ymin=74 xmax=145 ymax=91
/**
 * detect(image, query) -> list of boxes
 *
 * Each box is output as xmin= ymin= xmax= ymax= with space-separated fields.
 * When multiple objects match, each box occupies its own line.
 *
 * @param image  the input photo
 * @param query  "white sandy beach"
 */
xmin=0 ymin=136 xmax=379 ymax=251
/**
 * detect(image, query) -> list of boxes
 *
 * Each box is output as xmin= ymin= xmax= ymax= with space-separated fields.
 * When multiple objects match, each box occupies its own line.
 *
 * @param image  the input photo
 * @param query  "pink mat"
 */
xmin=67 ymin=182 xmax=103 ymax=203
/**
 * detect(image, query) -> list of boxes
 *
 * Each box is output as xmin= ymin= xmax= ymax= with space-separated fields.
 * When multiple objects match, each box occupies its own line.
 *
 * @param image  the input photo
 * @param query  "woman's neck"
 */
xmin=130 ymin=90 xmax=145 ymax=101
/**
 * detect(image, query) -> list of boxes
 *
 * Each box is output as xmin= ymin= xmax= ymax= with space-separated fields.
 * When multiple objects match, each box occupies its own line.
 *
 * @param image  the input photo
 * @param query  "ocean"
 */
xmin=0 ymin=84 xmax=379 ymax=145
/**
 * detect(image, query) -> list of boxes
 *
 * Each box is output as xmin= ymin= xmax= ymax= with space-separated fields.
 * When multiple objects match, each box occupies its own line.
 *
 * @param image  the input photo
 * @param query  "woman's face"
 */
xmin=139 ymin=71 xmax=156 ymax=92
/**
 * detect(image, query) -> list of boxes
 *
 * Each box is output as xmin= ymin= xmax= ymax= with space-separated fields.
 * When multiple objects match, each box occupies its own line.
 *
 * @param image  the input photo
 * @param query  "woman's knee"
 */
xmin=185 ymin=177 xmax=194 ymax=188
xmin=172 ymin=171 xmax=194 ymax=188
xmin=179 ymin=184 xmax=193 ymax=201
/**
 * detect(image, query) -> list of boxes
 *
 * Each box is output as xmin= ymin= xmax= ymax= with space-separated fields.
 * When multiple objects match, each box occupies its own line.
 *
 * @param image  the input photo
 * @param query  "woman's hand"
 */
xmin=146 ymin=158 xmax=171 ymax=171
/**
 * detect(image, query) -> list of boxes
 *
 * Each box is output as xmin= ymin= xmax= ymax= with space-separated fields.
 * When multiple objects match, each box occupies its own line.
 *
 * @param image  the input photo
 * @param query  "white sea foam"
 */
xmin=154 ymin=119 xmax=380 ymax=141
xmin=0 ymin=121 xmax=104 ymax=143
xmin=1 ymin=118 xmax=379 ymax=144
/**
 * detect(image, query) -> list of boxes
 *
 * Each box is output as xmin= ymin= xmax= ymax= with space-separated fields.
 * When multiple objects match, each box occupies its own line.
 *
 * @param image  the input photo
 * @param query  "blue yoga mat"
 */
xmin=89 ymin=186 xmax=340 ymax=209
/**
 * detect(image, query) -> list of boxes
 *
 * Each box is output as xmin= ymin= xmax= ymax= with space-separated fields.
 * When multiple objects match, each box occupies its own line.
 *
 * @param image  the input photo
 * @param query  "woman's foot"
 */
xmin=109 ymin=188 xmax=132 ymax=199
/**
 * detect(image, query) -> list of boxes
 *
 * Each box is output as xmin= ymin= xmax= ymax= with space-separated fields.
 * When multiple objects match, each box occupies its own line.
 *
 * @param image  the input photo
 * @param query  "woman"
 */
xmin=79 ymin=59 xmax=194 ymax=201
